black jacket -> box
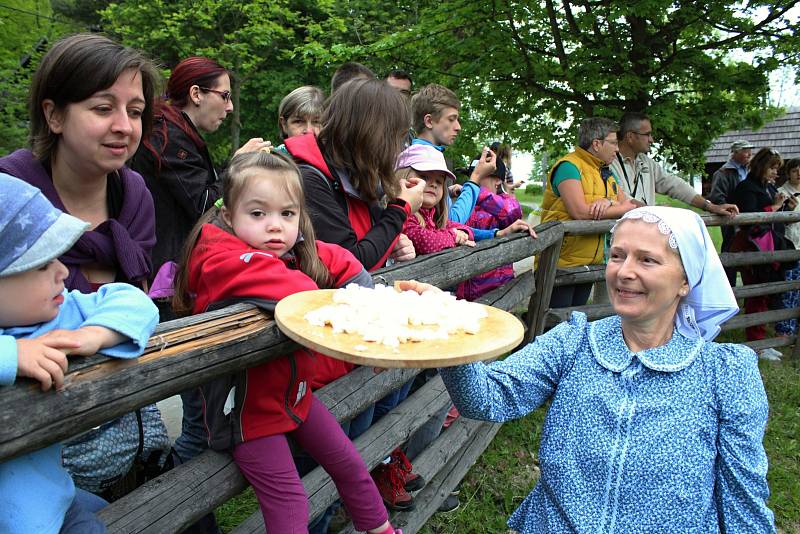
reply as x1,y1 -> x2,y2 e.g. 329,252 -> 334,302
130,113 -> 221,278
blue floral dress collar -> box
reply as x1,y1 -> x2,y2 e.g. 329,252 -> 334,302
588,315 -> 704,373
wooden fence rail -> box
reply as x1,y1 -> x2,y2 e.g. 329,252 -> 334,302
1,209 -> 797,533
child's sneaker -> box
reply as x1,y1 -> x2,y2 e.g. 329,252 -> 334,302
443,405 -> 460,429
372,462 -> 415,511
437,493 -> 460,513
390,449 -> 425,492
371,524 -> 403,534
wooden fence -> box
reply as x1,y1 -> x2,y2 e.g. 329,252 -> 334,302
1,209 -> 797,533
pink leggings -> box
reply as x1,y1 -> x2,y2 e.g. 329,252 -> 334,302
233,395 -> 387,533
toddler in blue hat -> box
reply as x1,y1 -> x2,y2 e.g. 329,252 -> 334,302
0,173 -> 158,533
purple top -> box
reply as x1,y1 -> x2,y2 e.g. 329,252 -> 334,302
0,149 -> 156,292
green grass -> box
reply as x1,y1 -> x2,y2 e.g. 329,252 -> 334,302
513,190 -> 543,207
215,487 -> 258,532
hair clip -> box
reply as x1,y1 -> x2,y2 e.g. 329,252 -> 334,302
214,198 -> 224,208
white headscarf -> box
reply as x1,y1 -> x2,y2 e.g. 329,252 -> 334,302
612,206 -> 738,341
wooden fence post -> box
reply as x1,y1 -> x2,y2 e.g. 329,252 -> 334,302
523,222 -> 564,344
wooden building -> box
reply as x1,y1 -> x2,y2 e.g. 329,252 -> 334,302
702,108 -> 800,193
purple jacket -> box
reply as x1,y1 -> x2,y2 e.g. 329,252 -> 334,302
456,188 -> 523,301
0,149 -> 156,292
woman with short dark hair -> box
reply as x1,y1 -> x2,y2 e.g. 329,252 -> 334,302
0,32 -> 160,292
0,31 -> 170,509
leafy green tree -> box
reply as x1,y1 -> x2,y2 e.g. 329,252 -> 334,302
0,0 -> 79,154
362,0 -> 800,173
99,0 -> 430,161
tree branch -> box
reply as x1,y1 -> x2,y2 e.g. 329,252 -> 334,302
562,0 -> 580,36
544,0 -> 569,70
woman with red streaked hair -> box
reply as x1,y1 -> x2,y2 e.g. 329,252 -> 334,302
131,56 -> 270,308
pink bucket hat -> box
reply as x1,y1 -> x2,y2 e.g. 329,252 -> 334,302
396,144 -> 456,182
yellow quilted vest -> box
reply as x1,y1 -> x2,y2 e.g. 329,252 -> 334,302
541,147 -> 619,268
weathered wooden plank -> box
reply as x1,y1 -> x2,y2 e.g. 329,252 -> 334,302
475,269 -> 535,312
705,211 -> 800,227
554,252 -> 800,288
553,264 -> 606,287
101,449 -> 245,534
64,305 -> 263,374
545,303 -> 613,327
547,297 -> 800,330
337,419 -> 501,534
721,307 -> 800,331
524,224 -> 564,343
317,366 -> 422,422
387,422 -> 501,534
792,336 -> 800,359
743,336 -> 795,352
371,229 -> 553,289
559,211 -> 800,236
733,280 -> 800,299
719,249 -> 800,268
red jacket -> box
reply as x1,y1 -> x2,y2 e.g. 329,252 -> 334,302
402,206 -> 473,255
189,224 -> 372,447
284,133 -> 410,272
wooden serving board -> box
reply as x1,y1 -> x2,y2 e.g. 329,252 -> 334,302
274,289 -> 524,368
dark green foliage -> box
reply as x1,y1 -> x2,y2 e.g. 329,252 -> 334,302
524,183 -> 543,196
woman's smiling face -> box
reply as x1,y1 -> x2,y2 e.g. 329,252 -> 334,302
606,219 -> 689,329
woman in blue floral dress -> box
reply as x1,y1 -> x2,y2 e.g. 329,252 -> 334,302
436,206 -> 775,533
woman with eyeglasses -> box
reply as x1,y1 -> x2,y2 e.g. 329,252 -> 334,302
131,56 -> 270,313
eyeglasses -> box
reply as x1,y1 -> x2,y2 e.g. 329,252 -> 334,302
600,137 -> 619,146
631,131 -> 653,138
199,87 -> 232,103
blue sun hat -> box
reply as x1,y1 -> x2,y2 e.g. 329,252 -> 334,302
0,173 -> 89,277
612,206 -> 738,341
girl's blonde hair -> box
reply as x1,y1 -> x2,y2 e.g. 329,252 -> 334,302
398,167 -> 450,229
173,151 -> 332,314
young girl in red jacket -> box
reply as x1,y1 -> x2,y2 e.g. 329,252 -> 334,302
398,144 -> 475,253
172,151 -> 401,534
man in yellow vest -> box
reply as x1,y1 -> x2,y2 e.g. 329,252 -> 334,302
541,117 -> 638,308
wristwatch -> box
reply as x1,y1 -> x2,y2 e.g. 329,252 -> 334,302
703,199 -> 712,211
